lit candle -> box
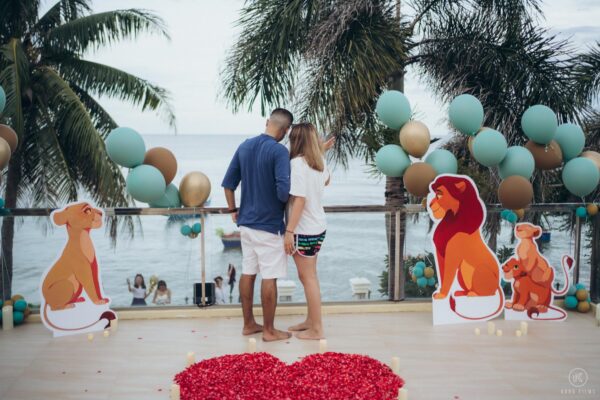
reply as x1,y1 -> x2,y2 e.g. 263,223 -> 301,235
520,321 -> 528,336
2,305 -> 13,331
186,351 -> 195,366
248,338 -> 256,353
595,305 -> 600,324
319,339 -> 327,354
496,329 -> 503,337
474,328 -> 481,336
398,387 -> 408,400
391,357 -> 400,374
170,383 -> 180,400
87,333 -> 94,342
515,330 -> 522,337
487,321 -> 495,335
103,330 -> 110,338
110,319 -> 118,333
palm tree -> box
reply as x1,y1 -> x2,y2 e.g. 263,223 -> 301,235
221,0 -> 596,298
0,0 -> 175,299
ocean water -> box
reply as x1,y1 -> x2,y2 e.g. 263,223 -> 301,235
8,135 -> 589,307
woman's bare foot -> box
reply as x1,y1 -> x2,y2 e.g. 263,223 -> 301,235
262,329 -> 292,342
295,328 -> 324,340
288,321 -> 310,331
242,322 -> 263,335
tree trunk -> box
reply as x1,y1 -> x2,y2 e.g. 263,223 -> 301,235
0,153 -> 21,300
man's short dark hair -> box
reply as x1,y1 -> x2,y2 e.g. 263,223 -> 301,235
270,108 -> 294,127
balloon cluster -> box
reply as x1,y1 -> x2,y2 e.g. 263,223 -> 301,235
0,85 -> 19,174
105,127 -> 211,207
564,283 -> 591,313
374,91 -> 457,197
410,261 -> 437,288
576,204 -> 599,219
0,294 -> 31,327
181,222 -> 202,239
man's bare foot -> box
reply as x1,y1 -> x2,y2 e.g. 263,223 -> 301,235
262,329 -> 292,342
288,321 -> 310,331
242,323 -> 263,335
296,328 -> 324,340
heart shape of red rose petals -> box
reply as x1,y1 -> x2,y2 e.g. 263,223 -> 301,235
174,352 -> 404,400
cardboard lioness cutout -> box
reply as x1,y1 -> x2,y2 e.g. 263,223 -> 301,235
40,202 -> 116,337
427,174 -> 504,325
502,222 -> 572,321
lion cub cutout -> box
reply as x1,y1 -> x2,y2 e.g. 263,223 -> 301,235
502,222 -> 572,321
427,174 -> 504,325
40,202 -> 116,337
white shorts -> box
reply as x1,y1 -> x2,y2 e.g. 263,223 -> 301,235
240,226 -> 287,279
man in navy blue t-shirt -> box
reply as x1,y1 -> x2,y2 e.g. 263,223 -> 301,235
222,108 -> 293,342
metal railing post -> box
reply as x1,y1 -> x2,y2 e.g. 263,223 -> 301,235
573,215 -> 582,284
200,213 -> 206,307
394,210 -> 405,301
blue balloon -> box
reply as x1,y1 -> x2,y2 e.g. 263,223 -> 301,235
415,261 -> 426,270
449,94 -> 484,136
498,146 -> 535,180
472,129 -> 508,167
562,157 -> 600,197
575,283 -> 586,291
554,123 -> 585,161
413,266 -> 424,278
427,277 -> 436,287
564,296 -> 578,309
192,222 -> 202,234
416,277 -> 428,288
566,285 -> 576,296
521,105 -> 557,144
425,149 -> 458,175
105,127 -> 146,168
576,206 -> 588,218
126,165 -> 166,203
13,299 -> 27,312
149,184 -> 181,208
180,225 -> 192,236
0,85 -> 5,114
375,144 -> 411,177
375,91 -> 411,130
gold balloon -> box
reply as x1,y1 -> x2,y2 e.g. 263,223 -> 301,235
424,267 -> 435,278
581,150 -> 600,172
577,300 -> 590,313
514,209 -> 525,219
498,176 -> 533,210
0,137 -> 11,170
143,147 -> 178,185
525,140 -> 562,170
399,121 -> 430,158
403,162 -> 437,197
179,171 -> 211,207
0,125 -> 18,152
587,203 -> 598,216
189,232 -> 198,239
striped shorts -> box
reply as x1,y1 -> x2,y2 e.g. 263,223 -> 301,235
294,231 -> 326,257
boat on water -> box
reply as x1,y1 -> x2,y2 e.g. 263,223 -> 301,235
220,231 -> 241,249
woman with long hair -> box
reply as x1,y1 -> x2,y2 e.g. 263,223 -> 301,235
284,122 -> 331,340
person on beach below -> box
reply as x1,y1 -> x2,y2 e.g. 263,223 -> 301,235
152,280 -> 171,305
222,108 -> 294,342
127,274 -> 152,306
214,276 -> 226,304
285,123 -> 331,340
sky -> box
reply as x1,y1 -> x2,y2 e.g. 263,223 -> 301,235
65,0 -> 600,136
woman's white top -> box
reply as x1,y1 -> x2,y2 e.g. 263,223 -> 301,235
155,291 -> 170,305
289,156 -> 329,235
215,286 -> 226,304
132,286 -> 146,299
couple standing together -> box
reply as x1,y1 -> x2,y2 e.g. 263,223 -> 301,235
222,108 -> 332,342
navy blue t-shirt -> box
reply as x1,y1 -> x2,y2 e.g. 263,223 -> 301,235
221,134 -> 290,235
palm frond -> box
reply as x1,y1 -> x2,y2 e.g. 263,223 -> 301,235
34,0 -> 92,36
0,0 -> 40,39
573,42 -> 600,105
0,39 -> 29,141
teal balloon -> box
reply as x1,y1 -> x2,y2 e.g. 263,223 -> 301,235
427,277 -> 436,287
192,222 -> 202,234
126,165 -> 166,203
506,212 -> 518,224
375,144 -> 411,177
562,157 -> 600,197
0,85 -> 5,114
472,129 -> 508,167
554,123 -> 585,161
425,149 -> 458,175
375,91 -> 411,130
449,94 -> 484,136
416,277 -> 428,288
576,207 -> 588,218
149,184 -> 181,208
566,285 -> 576,296
575,283 -> 586,291
498,146 -> 535,179
13,311 -> 24,325
415,261 -> 426,269
500,209 -> 511,219
105,127 -> 146,168
564,296 -> 578,309
13,299 -> 27,312
521,105 -> 557,144
180,225 -> 192,236
413,266 -> 424,278
0,198 -> 4,208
